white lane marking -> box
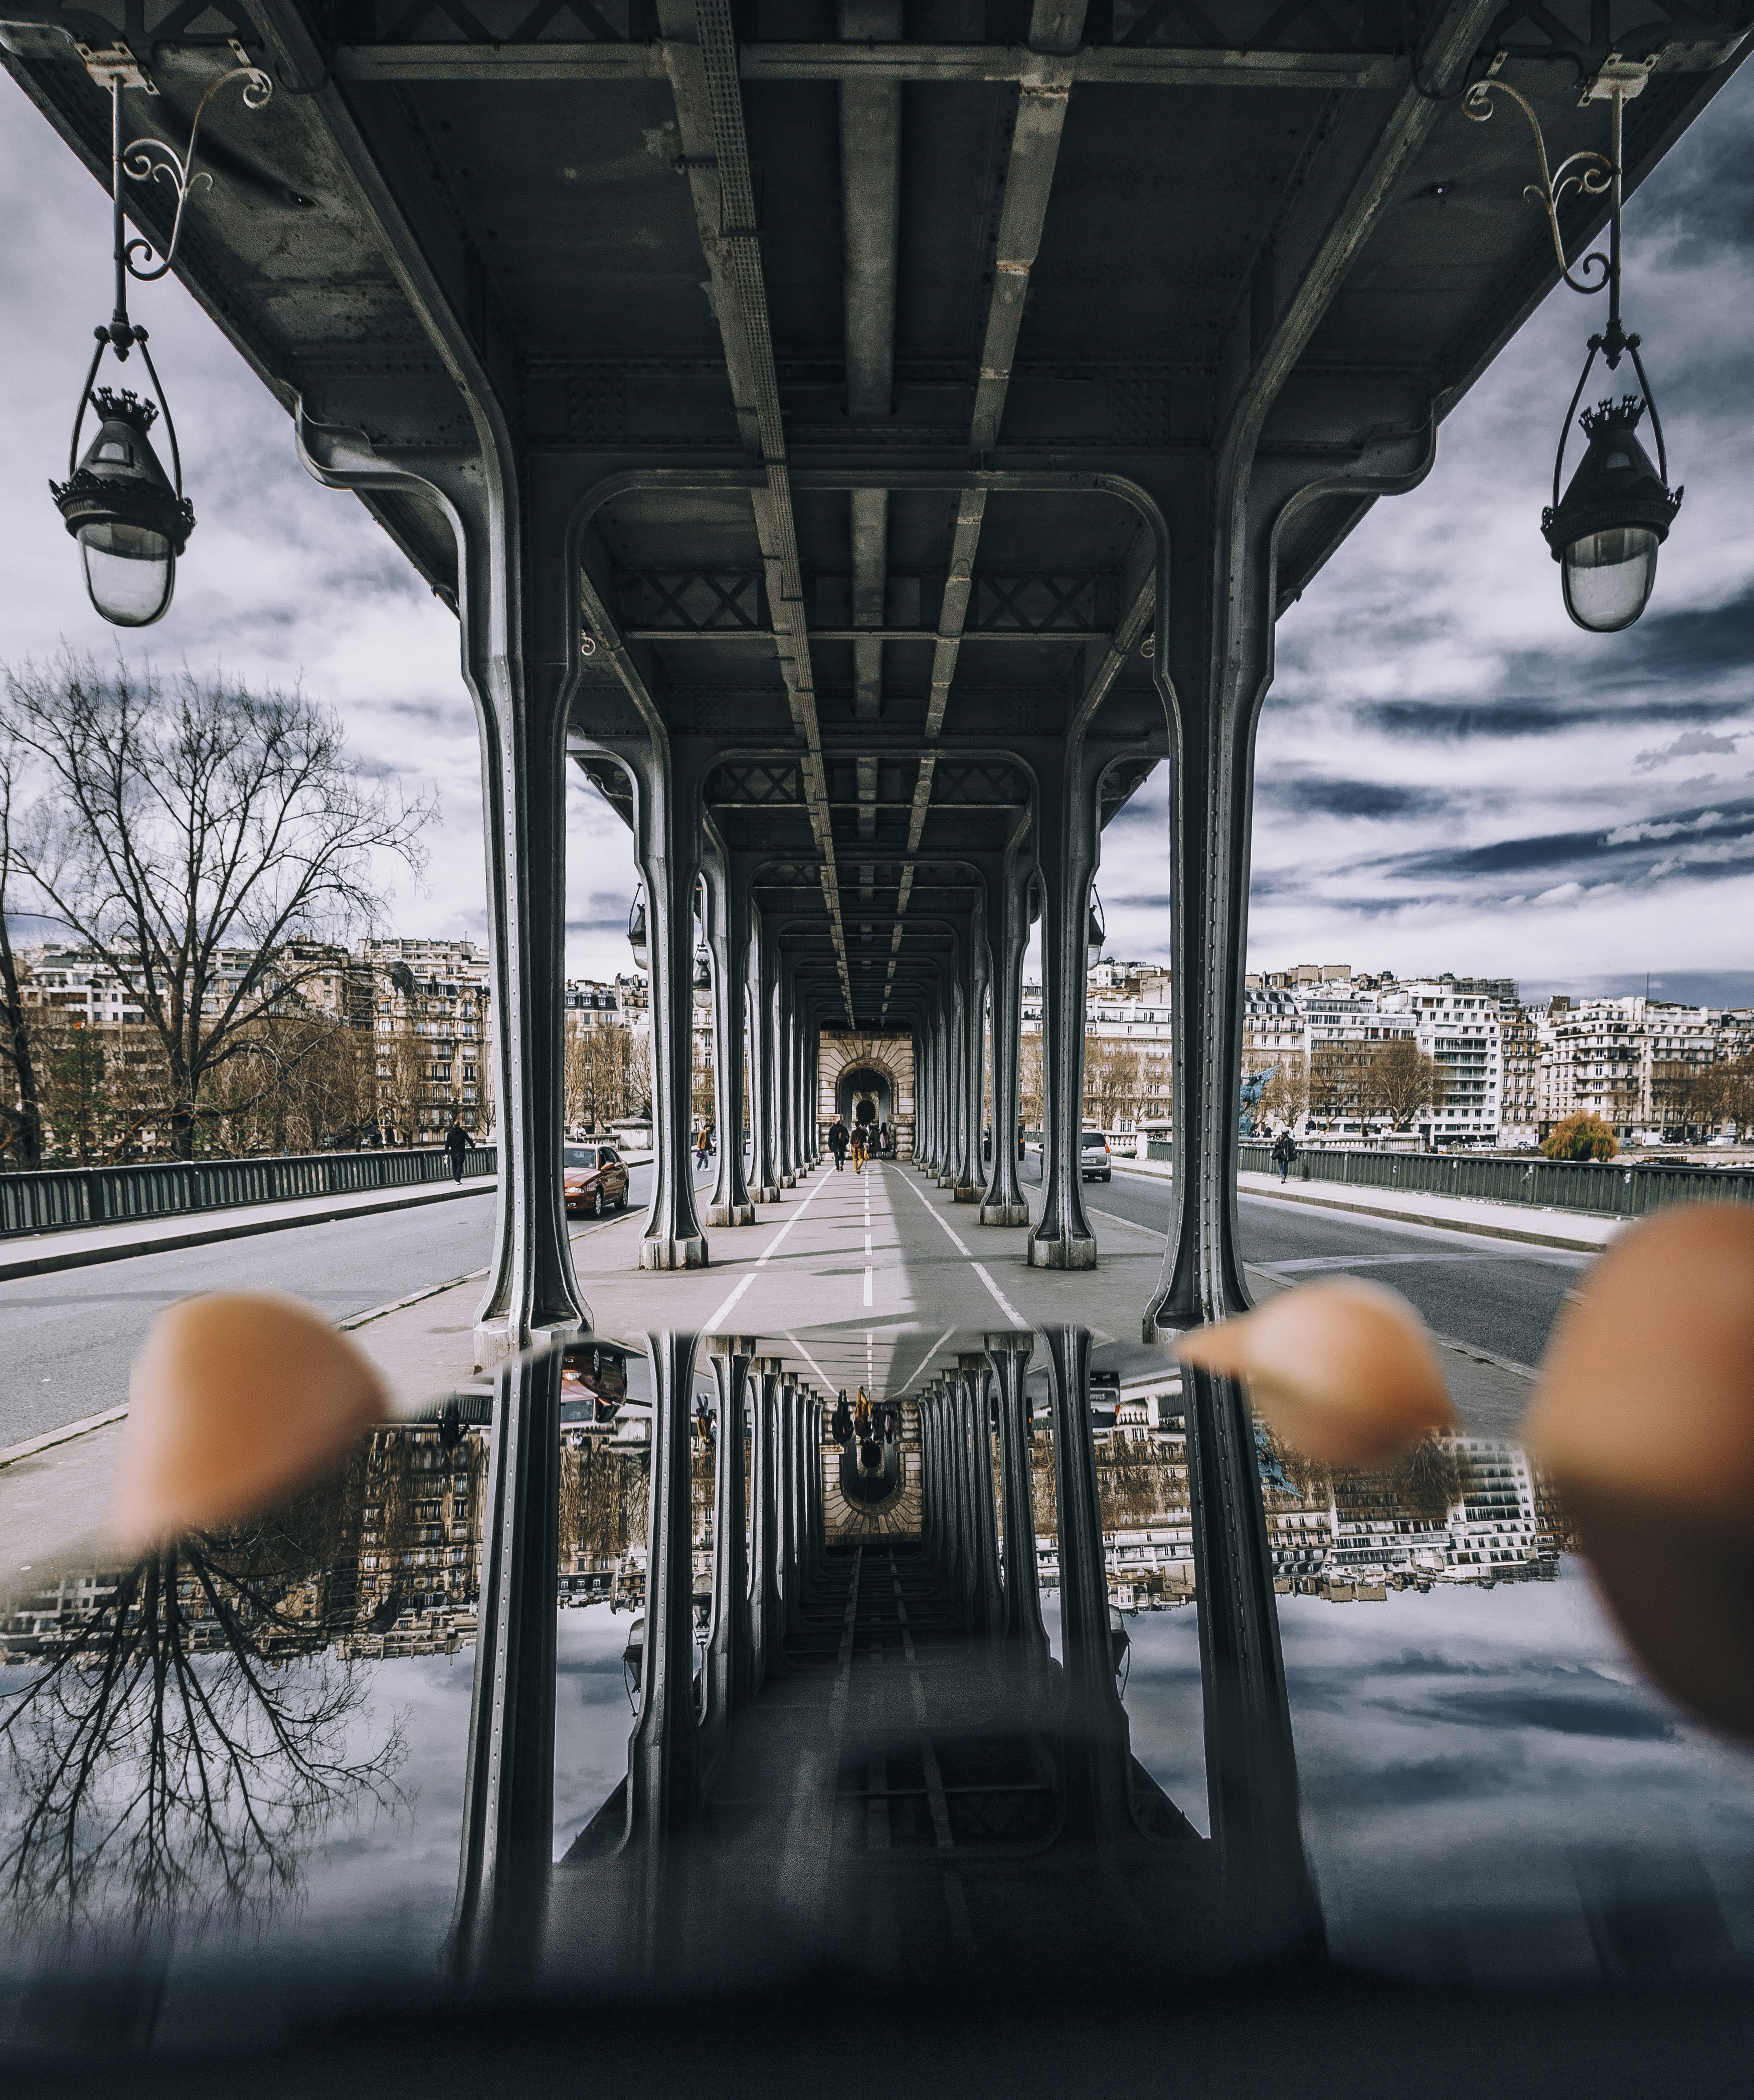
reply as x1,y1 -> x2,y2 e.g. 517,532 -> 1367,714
892,1325 -> 954,1393
970,1262 -> 1026,1325
701,1166 -> 834,1332
785,1329 -> 837,1392
703,1270 -> 757,1334
864,1232 -> 872,1255
1085,1205 -> 1164,1240
863,1266 -> 873,1306
893,1167 -> 1030,1327
894,1167 -> 971,1253
1259,1251 -> 1521,1274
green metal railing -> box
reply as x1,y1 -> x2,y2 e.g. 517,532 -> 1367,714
1235,1142 -> 1754,1220
0,1145 -> 498,1240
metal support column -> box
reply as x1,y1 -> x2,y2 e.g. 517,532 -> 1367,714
953,919 -> 988,1203
980,849 -> 1032,1226
1042,1323 -> 1132,1836
749,907 -> 781,1204
627,749 -> 711,1269
749,1354 -> 787,1685
702,847 -> 756,1227
627,1329 -> 701,1841
449,1344 -> 562,1978
958,1352 -> 1004,1637
1029,753 -> 1101,1269
701,1332 -> 757,1755
987,1329 -> 1049,1664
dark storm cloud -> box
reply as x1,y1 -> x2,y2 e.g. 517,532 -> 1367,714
1371,796 -> 1754,887
1259,777 -> 1453,821
1359,693 -> 1751,743
1428,1687 -> 1676,1743
1309,1754 -> 1508,1810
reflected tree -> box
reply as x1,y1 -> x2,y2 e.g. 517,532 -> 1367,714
0,1499 -> 407,1940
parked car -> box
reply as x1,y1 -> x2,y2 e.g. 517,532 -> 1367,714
1080,1129 -> 1112,1182
564,1143 -> 630,1217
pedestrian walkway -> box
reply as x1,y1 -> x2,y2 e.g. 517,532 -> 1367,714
566,1159 -> 1164,1398
549,1539 -> 1214,1992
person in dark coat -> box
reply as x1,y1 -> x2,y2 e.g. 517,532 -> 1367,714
1271,1128 -> 1298,1184
445,1118 -> 471,1182
828,1118 -> 849,1169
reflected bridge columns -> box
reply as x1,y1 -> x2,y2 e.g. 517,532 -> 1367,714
450,1323 -> 1316,1984
700,837 -> 756,1229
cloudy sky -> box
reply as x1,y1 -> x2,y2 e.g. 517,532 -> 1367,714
5,63 -> 1753,1005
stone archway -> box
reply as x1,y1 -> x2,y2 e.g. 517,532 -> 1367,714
817,1030 -> 915,1157
838,1064 -> 893,1129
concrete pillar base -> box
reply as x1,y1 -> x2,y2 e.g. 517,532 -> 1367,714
780,1172 -> 796,1189
639,1234 -> 711,1270
470,1315 -> 586,1374
979,1202 -> 1030,1227
1026,1234 -> 1098,1270
936,1173 -> 958,1190
707,1202 -> 757,1227
753,1184 -> 782,1204
952,1183 -> 980,1203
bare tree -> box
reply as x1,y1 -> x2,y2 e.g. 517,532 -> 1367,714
1084,1040 -> 1140,1128
2,657 -> 432,1159
1259,1059 -> 1308,1130
0,720 -> 42,1165
1307,1042 -> 1366,1129
1718,1055 -> 1754,1143
1017,1032 -> 1043,1132
0,1523 -> 406,1937
1362,1036 -> 1452,1131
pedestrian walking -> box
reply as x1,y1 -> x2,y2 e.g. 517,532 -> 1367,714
829,1117 -> 849,1169
851,1124 -> 866,1172
695,1125 -> 713,1170
444,1117 -> 470,1183
1272,1127 -> 1298,1184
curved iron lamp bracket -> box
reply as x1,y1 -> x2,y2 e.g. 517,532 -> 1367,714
121,49 -> 273,284
1462,76 -> 1614,295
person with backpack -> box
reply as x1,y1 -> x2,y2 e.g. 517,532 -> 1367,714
828,1117 -> 849,1170
1271,1127 -> 1298,1184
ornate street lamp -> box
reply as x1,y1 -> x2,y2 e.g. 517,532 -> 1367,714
43,43 -> 270,625
1465,59 -> 1681,632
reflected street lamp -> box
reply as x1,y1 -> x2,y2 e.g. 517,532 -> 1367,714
1086,889 -> 1106,965
37,40 -> 271,625
628,887 -> 650,972
1466,58 -> 1681,632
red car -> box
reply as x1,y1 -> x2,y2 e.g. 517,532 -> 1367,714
564,1143 -> 631,1218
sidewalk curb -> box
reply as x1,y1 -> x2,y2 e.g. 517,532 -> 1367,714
0,1177 -> 499,1284
0,1405 -> 131,1471
1109,1162 -> 1614,1256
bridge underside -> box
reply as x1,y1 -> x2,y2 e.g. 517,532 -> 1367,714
5,0 -> 1747,1344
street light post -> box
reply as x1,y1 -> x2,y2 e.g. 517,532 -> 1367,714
1465,57 -> 1683,632
45,42 -> 271,626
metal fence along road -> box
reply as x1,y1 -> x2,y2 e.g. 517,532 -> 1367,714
1234,1143 -> 1754,1219
0,1146 -> 499,1240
